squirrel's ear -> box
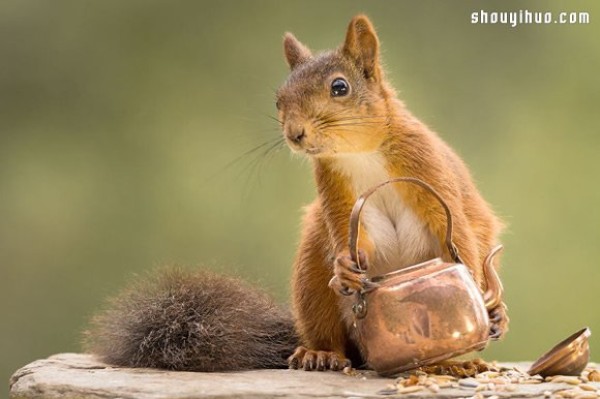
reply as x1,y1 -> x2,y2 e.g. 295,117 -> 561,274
283,33 -> 312,70
342,15 -> 381,81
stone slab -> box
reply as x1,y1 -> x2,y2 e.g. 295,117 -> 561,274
8,353 -> 600,399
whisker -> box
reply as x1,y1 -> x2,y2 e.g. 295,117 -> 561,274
323,121 -> 384,127
316,108 -> 387,120
313,114 -> 389,129
331,115 -> 388,120
225,137 -> 282,169
240,137 -> 286,196
263,139 -> 286,165
205,136 -> 283,183
264,114 -> 283,126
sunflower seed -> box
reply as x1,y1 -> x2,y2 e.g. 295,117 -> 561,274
459,378 -> 480,388
551,376 -> 582,385
396,385 -> 424,394
580,384 -> 598,392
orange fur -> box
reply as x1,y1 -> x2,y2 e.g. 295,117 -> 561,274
279,15 -> 507,370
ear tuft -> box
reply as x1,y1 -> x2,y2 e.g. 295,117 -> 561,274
283,33 -> 312,70
342,15 -> 381,81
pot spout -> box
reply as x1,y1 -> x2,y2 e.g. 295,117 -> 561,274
482,245 -> 504,310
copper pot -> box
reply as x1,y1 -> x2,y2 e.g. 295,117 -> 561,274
348,177 -> 504,376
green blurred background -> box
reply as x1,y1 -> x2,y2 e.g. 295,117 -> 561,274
2,0 -> 599,387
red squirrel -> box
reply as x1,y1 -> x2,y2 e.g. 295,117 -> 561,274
85,15 -> 507,372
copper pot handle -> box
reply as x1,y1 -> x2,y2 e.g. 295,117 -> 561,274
349,177 -> 465,270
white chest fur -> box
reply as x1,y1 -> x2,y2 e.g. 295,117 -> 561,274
332,153 -> 440,276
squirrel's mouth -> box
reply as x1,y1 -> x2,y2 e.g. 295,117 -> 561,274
305,147 -> 322,155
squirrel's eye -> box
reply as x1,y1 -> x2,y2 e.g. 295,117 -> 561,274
331,78 -> 349,97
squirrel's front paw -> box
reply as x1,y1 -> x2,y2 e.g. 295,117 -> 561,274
489,301 -> 509,340
328,249 -> 368,296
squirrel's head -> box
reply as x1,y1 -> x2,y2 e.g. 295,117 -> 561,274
277,15 -> 392,158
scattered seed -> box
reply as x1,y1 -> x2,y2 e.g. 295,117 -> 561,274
556,389 -> 577,398
459,378 -> 480,388
342,366 -> 359,376
427,383 -> 440,393
405,375 -> 419,386
588,371 -> 600,382
438,381 -> 458,388
381,363 -> 598,398
478,371 -> 500,379
552,376 -> 582,385
397,385 -> 424,394
433,375 -> 459,382
580,384 -> 598,392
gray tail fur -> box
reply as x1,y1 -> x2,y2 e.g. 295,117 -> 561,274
83,267 -> 298,371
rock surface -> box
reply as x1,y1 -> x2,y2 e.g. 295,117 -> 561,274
8,353 -> 600,398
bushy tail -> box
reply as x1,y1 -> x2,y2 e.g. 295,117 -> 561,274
83,267 -> 298,371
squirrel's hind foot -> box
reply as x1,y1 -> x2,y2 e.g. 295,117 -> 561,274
288,346 -> 350,371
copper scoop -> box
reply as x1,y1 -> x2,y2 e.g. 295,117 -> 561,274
349,177 -> 504,375
528,327 -> 591,377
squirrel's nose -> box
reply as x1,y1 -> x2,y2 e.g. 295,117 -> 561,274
287,127 -> 306,144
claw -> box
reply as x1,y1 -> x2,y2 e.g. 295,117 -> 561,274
339,286 -> 354,296
487,302 -> 509,340
490,326 -> 502,340
349,264 -> 363,274
287,347 -> 350,372
331,358 -> 339,370
332,250 -> 370,296
303,351 -> 316,371
357,249 -> 369,270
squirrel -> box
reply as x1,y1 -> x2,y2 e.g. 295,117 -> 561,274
84,15 -> 508,373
